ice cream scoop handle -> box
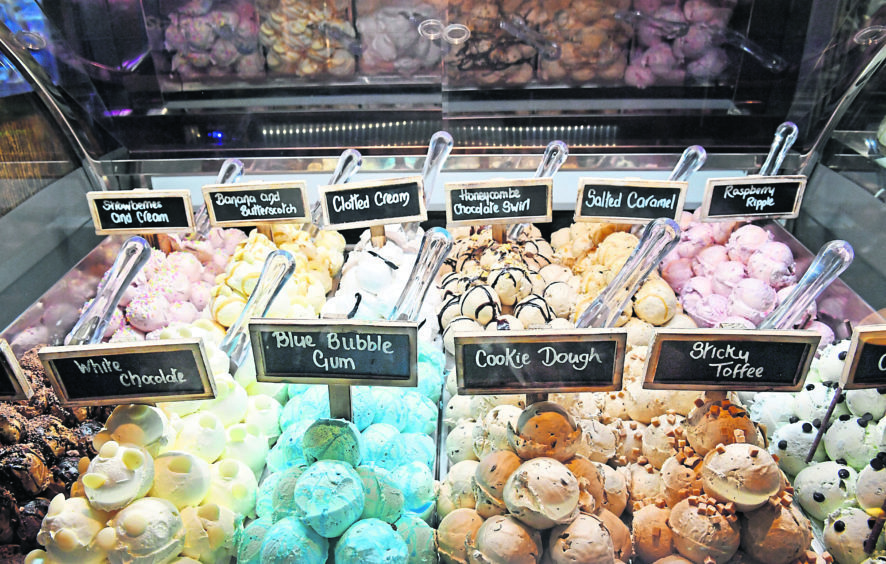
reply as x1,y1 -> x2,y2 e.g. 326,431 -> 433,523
668,145 -> 707,181
716,28 -> 788,73
193,158 -> 245,239
508,140 -> 568,240
575,218 -> 681,328
421,131 -> 454,206
757,240 -> 854,330
220,250 -> 296,370
758,122 -> 799,176
309,149 -> 363,230
65,236 -> 152,345
389,227 -> 454,322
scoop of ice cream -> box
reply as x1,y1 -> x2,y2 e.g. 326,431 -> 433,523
468,514 -> 542,564
180,503 -> 239,563
726,224 -> 772,264
93,404 -> 175,458
576,418 -> 617,463
95,497 -> 185,564
206,458 -> 258,518
438,460 -> 478,518
726,277 -> 777,325
507,402 -> 581,462
685,293 -> 729,328
334,517 -> 408,563
846,387 -> 886,420
259,515 -> 328,563
473,450 -> 522,519
669,496 -> 740,563
634,277 -> 678,325
83,441 -> 154,512
301,418 -> 362,467
173,412 -> 226,463
503,457 -> 580,530
36,494 -> 109,564
357,466 -> 404,524
436,508 -> 484,564
824,414 -> 879,470
856,454 -> 886,513
740,501 -> 813,564
642,413 -> 685,468
545,512 -> 615,564
685,399 -> 760,456
770,420 -> 827,475
149,451 -> 211,510
701,442 -> 781,512
632,503 -> 675,563
746,241 -> 796,289
660,447 -> 704,508
488,266 -> 533,307
460,285 -> 502,326
443,316 -> 483,356
824,507 -> 886,564
562,455 -> 604,515
662,257 -> 695,294
622,462 -> 663,512
473,405 -> 521,459
292,459 -> 364,538
794,460 -> 858,521
711,261 -> 746,297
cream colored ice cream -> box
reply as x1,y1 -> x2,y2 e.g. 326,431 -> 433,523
543,513 -> 615,564
473,450 -> 522,519
95,497 -> 185,564
173,412 -> 226,464
503,457 -> 580,530
701,442 -> 782,512
92,404 -> 175,457
669,495 -> 740,564
148,451 -> 211,510
473,405 -> 521,459
595,462 -> 629,517
661,446 -> 705,508
180,503 -> 238,563
83,441 -> 154,512
643,413 -> 685,469
467,514 -> 542,564
438,460 -> 480,518
596,507 -> 633,562
205,458 -> 258,518
35,494 -> 109,564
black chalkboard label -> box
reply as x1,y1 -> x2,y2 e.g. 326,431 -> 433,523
841,325 -> 886,390
250,319 -> 418,386
445,178 -> 553,226
39,339 -> 216,407
319,176 -> 426,230
87,190 -> 195,235
645,329 -> 819,392
0,340 -> 32,401
699,175 -> 807,221
575,178 -> 686,224
455,329 -> 626,395
202,181 -> 309,226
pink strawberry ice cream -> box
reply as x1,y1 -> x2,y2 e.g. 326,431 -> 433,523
691,245 -> 728,277
726,224 -> 772,263
711,261 -> 745,296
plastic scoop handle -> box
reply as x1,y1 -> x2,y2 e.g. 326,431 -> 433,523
307,148 -> 363,232
757,240 -> 854,330
193,158 -> 245,239
389,227 -> 454,322
219,250 -> 297,371
500,15 -> 561,60
758,122 -> 798,177
507,140 -> 569,240
65,236 -> 152,345
668,145 -> 707,181
404,132 -> 454,238
575,218 -> 681,328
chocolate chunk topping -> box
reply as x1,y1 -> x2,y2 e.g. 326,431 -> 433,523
838,469 -> 850,479
778,440 -> 788,450
813,418 -> 822,428
839,414 -> 852,421
802,422 -> 813,433
834,520 -> 845,533
871,457 -> 885,471
806,384 -> 815,391
813,492 -> 825,502
789,416 -> 799,424
836,458 -> 847,465
838,351 -> 847,360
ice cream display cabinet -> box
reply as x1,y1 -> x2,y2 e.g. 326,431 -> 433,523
1,0 -> 886,563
